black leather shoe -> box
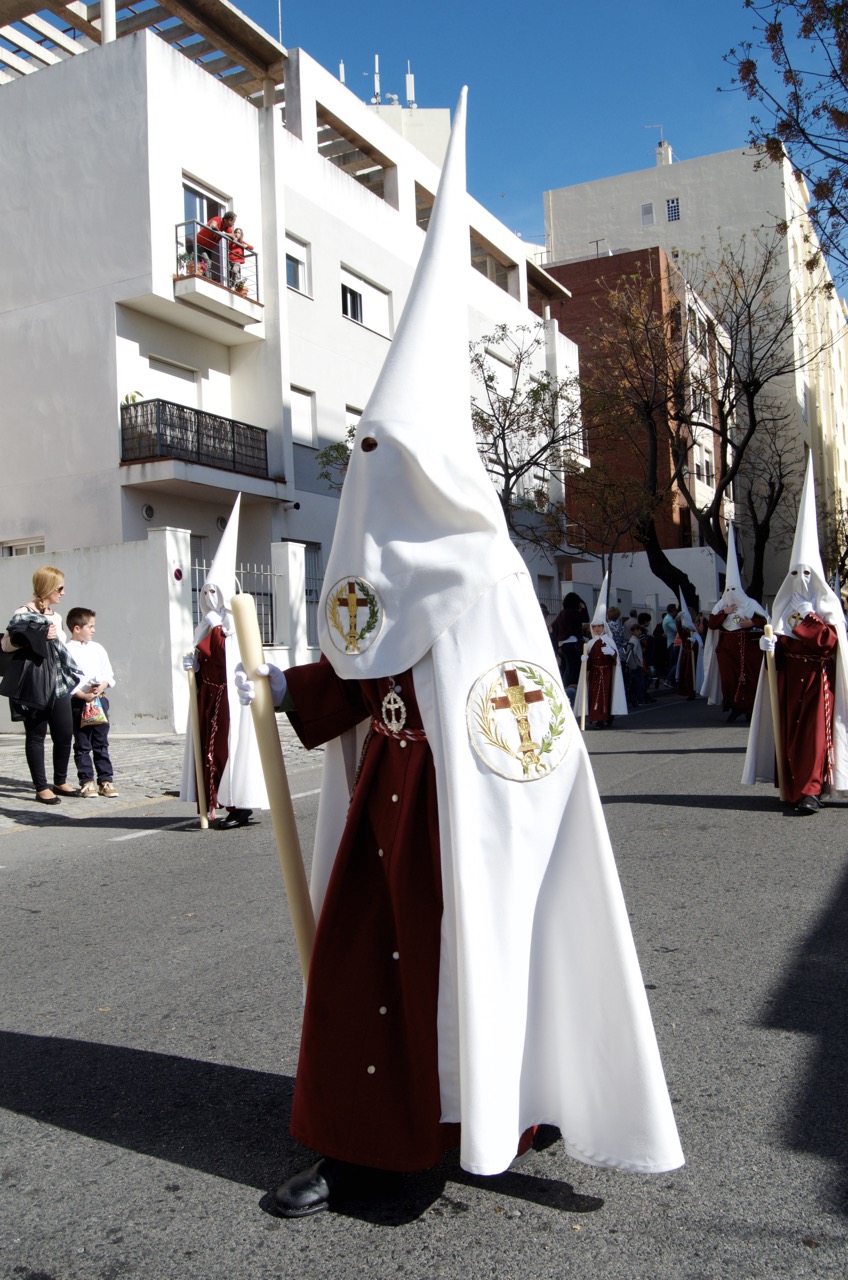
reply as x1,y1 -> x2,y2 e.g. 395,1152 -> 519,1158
269,1157 -> 349,1218
35,792 -> 61,805
796,795 -> 822,815
212,809 -> 255,830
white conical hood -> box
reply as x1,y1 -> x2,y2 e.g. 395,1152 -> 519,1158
592,575 -> 609,625
771,453 -> 840,633
711,523 -> 766,623
196,494 -> 240,640
317,88 -> 525,678
724,524 -> 742,594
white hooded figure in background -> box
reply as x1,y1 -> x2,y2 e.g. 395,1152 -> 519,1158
574,575 -> 628,726
674,598 -> 704,697
743,454 -> 848,812
242,88 -> 682,1218
180,495 -> 267,827
701,524 -> 767,715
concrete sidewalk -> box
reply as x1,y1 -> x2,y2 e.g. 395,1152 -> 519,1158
0,717 -> 319,830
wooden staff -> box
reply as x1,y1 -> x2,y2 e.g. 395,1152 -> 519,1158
230,593 -> 316,979
763,623 -> 787,802
580,641 -> 588,731
186,662 -> 209,830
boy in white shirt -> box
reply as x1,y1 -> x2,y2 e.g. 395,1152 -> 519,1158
66,607 -> 118,797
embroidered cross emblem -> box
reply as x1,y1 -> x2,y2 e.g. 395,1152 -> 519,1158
337,581 -> 368,652
490,668 -> 544,768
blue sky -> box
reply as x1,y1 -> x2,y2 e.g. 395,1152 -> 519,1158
239,0 -> 769,246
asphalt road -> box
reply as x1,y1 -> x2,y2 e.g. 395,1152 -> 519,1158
1,695 -> 847,1280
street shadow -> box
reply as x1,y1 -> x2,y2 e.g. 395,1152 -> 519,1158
600,792 -> 779,812
587,746 -> 747,756
1,1032 -> 598,1225
0,1030 -> 295,1190
0,805 -> 201,833
759,860 -> 848,1212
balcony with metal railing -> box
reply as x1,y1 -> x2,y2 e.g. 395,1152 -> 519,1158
121,399 -> 269,478
173,220 -> 264,329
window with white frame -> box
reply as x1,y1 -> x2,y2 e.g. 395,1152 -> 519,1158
345,406 -> 362,434
641,202 -> 655,227
667,197 -> 681,222
0,539 -> 45,557
290,386 -> 316,446
286,234 -> 310,294
340,267 -> 391,336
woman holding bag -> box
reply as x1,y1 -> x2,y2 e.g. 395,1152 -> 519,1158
1,565 -> 82,804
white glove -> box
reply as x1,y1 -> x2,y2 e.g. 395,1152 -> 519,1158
234,661 -> 287,707
759,635 -> 776,654
787,592 -> 813,621
580,654 -> 588,664
182,652 -> 199,672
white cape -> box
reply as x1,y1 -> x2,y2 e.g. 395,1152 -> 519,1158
574,635 -> 629,718
179,629 -> 269,810
308,571 -> 683,1176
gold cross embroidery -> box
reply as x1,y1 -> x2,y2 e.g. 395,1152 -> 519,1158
336,581 -> 367,652
491,668 -> 544,768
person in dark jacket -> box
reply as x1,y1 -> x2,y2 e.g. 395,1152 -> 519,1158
1,566 -> 82,804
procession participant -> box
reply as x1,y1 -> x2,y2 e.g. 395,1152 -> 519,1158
179,495 -> 267,829
237,88 -> 683,1218
701,525 -> 767,720
743,454 -> 848,814
674,600 -> 703,701
574,575 -> 628,728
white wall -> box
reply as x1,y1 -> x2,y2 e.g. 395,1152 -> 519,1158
0,527 -> 194,735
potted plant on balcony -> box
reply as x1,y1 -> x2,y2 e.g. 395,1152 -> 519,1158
177,250 -> 198,278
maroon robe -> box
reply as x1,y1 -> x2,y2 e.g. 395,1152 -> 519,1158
675,622 -> 697,700
195,626 -> 229,809
586,644 -> 616,723
284,660 -> 460,1171
708,611 -> 766,715
775,614 -> 838,804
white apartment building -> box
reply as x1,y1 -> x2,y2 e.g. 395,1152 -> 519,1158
0,2 -> 575,731
544,142 -> 848,597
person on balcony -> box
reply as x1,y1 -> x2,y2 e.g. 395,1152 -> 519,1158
197,210 -> 236,284
228,228 -> 253,291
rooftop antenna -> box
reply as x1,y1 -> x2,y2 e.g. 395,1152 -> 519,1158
406,60 -> 417,108
339,59 -> 345,85
371,53 -> 381,104
277,0 -> 281,45
645,123 -> 665,141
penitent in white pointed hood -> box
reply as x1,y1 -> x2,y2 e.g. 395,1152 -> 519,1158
317,87 -> 525,679
771,452 -> 842,634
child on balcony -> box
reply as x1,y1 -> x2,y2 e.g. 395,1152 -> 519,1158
228,228 -> 253,291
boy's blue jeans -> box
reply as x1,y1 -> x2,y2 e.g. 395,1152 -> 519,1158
71,696 -> 113,783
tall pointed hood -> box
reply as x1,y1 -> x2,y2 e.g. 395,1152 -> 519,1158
317,88 -> 525,679
711,523 -> 766,625
591,575 -> 609,626
196,494 -> 240,641
771,453 -> 843,634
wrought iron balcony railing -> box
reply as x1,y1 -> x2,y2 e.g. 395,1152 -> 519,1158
121,399 -> 269,478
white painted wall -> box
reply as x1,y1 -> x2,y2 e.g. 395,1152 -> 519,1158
0,527 -> 194,736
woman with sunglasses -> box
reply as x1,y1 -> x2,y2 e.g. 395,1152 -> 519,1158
1,566 -> 82,804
